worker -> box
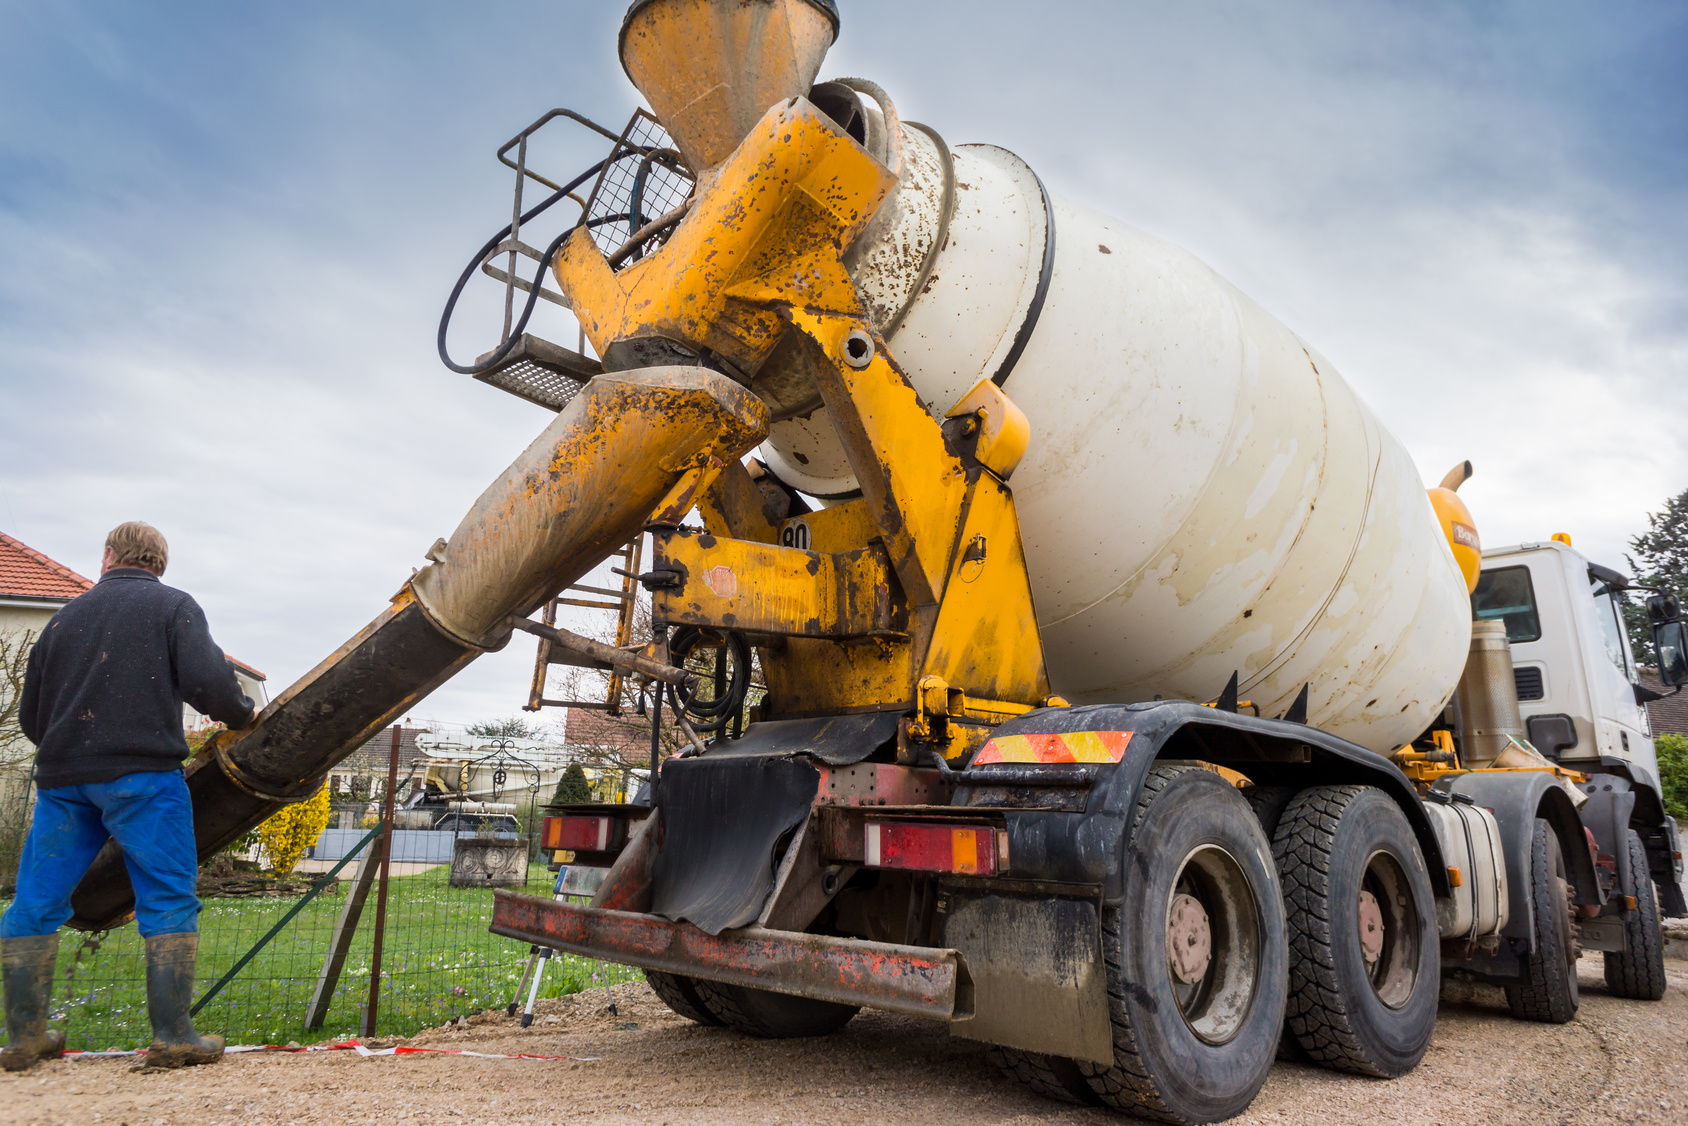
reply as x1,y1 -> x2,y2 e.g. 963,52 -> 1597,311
2,522 -> 258,1071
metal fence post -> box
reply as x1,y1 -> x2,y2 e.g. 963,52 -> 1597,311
360,724 -> 401,1038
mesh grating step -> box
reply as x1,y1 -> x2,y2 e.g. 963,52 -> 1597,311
473,334 -> 602,412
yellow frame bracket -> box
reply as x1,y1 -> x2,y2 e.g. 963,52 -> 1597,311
553,94 -> 1050,736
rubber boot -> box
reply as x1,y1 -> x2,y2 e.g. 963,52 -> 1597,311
1,934 -> 66,1072
142,933 -> 223,1068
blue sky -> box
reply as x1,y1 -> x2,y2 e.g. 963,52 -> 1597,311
2,1 -> 1685,727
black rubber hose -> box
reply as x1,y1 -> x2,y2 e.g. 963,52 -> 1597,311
436,159 -> 606,376
670,628 -> 751,733
625,148 -> 685,257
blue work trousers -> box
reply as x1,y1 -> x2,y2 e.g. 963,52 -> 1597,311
2,769 -> 200,938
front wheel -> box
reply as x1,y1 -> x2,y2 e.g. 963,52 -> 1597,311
1603,829 -> 1667,1001
1079,764 -> 1288,1124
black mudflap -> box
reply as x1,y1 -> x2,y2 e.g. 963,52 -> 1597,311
651,755 -> 821,935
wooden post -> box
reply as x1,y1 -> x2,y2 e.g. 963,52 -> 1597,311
302,827 -> 385,1029
360,725 -> 402,1038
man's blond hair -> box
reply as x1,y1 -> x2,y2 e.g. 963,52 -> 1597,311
105,522 -> 169,575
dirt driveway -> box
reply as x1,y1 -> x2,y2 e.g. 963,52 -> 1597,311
2,959 -> 1683,1126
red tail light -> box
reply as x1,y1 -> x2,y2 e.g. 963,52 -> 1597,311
863,821 -> 1003,876
543,815 -> 614,852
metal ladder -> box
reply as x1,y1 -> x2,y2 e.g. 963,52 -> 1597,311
524,537 -> 643,717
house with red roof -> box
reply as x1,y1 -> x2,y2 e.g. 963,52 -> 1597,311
0,530 -> 94,639
1,530 -> 268,725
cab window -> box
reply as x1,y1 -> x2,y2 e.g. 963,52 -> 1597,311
1472,566 -> 1541,643
1590,579 -> 1633,681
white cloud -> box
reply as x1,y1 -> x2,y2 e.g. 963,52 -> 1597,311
1,0 -> 1683,722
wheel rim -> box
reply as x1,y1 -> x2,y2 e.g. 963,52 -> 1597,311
1164,844 -> 1261,1045
1359,849 -> 1420,1009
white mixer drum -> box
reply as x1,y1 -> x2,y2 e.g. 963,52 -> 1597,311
759,133 -> 1472,754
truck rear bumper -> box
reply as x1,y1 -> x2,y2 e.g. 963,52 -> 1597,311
489,889 -> 973,1022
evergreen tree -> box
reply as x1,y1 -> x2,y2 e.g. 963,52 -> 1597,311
1624,488 -> 1688,667
550,762 -> 593,805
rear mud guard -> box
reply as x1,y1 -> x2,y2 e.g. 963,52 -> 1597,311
958,701 -> 1449,903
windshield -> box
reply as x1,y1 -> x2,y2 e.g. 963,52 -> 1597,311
1472,566 -> 1541,643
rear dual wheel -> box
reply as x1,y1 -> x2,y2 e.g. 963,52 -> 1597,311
1076,764 -> 1289,1124
643,970 -> 723,1026
690,979 -> 859,1038
1272,786 -> 1440,1077
644,969 -> 859,1038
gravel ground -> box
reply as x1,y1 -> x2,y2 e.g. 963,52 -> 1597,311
1,958 -> 1682,1126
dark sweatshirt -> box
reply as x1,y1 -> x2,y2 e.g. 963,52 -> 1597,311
19,567 -> 254,789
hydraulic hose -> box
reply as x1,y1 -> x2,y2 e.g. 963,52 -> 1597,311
670,627 -> 751,733
436,160 -> 606,376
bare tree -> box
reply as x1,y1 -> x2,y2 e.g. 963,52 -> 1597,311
537,592 -> 765,780
0,630 -> 36,769
0,630 -> 37,891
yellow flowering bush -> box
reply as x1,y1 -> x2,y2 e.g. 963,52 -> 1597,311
255,784 -> 332,878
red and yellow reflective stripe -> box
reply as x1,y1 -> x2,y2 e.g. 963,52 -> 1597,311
972,730 -> 1131,765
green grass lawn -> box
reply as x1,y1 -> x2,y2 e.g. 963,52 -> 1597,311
13,863 -> 641,1051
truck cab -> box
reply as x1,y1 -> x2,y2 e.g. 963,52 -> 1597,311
1473,538 -> 1686,922
1473,540 -> 1660,781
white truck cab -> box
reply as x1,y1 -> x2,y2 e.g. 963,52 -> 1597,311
1473,540 -> 1660,782
1472,539 -> 1687,931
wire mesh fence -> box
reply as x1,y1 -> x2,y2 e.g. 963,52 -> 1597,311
0,794 -> 641,1051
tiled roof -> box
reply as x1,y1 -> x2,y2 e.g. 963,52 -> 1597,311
1641,671 -> 1688,738
1,532 -> 262,676
341,725 -> 434,773
0,531 -> 93,602
564,707 -> 653,760
227,655 -> 267,682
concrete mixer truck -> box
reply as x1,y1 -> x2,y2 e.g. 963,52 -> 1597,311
60,1 -> 1684,1121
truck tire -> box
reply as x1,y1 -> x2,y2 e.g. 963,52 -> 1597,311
987,1046 -> 1102,1105
690,980 -> 859,1038
1077,764 -> 1287,1124
1272,785 -> 1439,1077
1243,785 -> 1299,841
1603,829 -> 1667,1001
1505,818 -> 1580,1023
643,970 -> 725,1026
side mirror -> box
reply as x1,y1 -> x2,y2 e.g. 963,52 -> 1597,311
1649,592 -> 1683,624
1654,619 -> 1688,687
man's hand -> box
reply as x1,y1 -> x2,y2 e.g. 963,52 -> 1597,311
243,704 -> 262,729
